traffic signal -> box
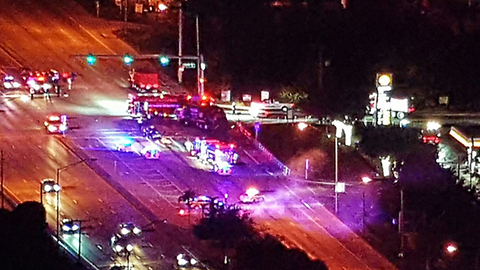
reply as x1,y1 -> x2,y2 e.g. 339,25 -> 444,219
86,54 -> 96,66
159,55 -> 170,66
123,54 -> 134,65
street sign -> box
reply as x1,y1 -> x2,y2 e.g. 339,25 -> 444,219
335,182 -> 345,193
182,62 -> 196,69
254,122 -> 260,132
261,90 -> 269,101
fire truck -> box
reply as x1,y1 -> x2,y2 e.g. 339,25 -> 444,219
127,93 -> 187,119
189,138 -> 239,175
128,69 -> 160,92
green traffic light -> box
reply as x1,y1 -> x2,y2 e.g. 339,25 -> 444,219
123,54 -> 134,65
159,55 -> 170,66
86,54 -> 96,66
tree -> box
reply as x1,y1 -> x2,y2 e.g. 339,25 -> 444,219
193,208 -> 254,248
278,85 -> 309,104
0,201 -> 83,270
234,234 -> 329,270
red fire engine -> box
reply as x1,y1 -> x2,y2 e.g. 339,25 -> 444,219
187,138 -> 239,175
127,93 -> 187,119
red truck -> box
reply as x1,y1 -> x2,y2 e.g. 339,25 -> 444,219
127,92 -> 188,119
128,69 -> 159,92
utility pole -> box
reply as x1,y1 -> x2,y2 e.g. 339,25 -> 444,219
123,0 -> 128,23
195,15 -> 203,96
305,159 -> 309,180
362,191 -> 366,235
470,136 -> 474,190
78,220 -> 83,263
334,135 -> 339,214
399,189 -> 405,258
178,7 -> 183,83
200,54 -> 205,95
1,150 -> 4,208
56,168 -> 60,242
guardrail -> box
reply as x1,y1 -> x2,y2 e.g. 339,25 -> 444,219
236,123 -> 291,175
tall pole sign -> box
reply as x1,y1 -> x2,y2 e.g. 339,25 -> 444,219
375,73 -> 393,126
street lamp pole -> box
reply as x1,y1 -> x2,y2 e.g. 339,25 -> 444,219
56,168 -> 60,241
56,159 -> 95,243
126,251 -> 131,270
40,182 -> 43,204
1,150 -> 4,208
78,220 -> 83,263
334,135 -> 339,214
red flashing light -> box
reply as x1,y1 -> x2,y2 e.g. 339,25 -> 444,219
229,143 -> 235,148
408,107 -> 416,113
201,95 -> 207,100
37,76 -> 45,82
62,72 -> 69,78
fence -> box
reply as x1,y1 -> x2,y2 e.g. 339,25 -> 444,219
236,123 -> 291,175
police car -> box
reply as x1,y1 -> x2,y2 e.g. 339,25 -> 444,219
44,114 -> 68,134
239,188 -> 266,204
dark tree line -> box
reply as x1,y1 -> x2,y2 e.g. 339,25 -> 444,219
193,208 -> 329,270
0,201 -> 84,270
358,126 -> 480,269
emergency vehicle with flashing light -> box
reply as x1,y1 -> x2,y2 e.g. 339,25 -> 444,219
2,75 -> 24,90
142,125 -> 163,140
115,137 -> 161,159
190,138 -> 239,175
128,69 -> 160,92
127,92 -> 187,119
239,187 -> 266,204
176,94 -> 229,135
44,114 -> 68,134
2,67 -> 29,90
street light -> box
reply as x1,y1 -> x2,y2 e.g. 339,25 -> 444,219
56,158 -> 96,242
297,123 -> 341,214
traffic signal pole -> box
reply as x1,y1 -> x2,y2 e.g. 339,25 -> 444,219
196,15 -> 203,96
178,7 -> 183,84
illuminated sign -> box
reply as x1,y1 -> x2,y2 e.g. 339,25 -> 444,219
449,126 -> 480,148
376,73 -> 393,87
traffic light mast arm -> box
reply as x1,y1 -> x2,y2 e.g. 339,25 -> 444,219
137,54 -> 199,60
70,54 -> 199,60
